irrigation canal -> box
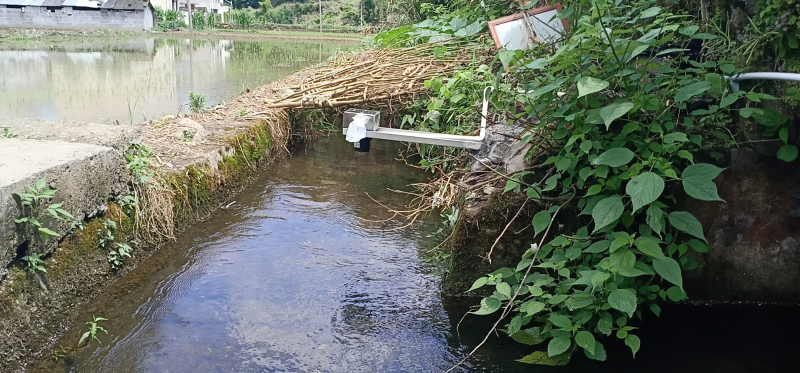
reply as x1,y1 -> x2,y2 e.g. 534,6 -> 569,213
3,35 -> 800,372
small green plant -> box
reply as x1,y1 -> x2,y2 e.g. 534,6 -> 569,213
1,127 -> 16,138
97,219 -> 117,249
52,345 -> 71,361
125,141 -> 154,184
21,253 -> 47,274
108,243 -> 133,270
13,178 -> 74,243
236,109 -> 249,117
188,91 -> 206,113
78,316 -> 108,347
182,130 -> 194,142
120,194 -> 137,217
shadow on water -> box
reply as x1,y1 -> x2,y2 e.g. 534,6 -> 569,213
0,37 -> 355,124
30,137 -> 800,372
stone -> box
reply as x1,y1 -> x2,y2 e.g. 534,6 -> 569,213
173,118 -> 209,143
0,138 -> 130,271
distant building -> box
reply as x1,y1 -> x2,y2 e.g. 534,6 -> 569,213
0,0 -> 156,30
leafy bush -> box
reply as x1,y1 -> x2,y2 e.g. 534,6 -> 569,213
154,7 -> 187,29
407,0 -> 797,366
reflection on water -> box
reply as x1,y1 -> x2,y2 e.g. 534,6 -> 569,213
0,37 -> 353,124
28,138 -> 800,373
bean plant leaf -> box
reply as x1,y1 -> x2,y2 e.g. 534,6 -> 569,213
639,6 -> 661,18
521,300 -> 546,316
548,337 -> 572,357
575,331 -> 596,355
626,172 -> 664,211
593,148 -> 635,167
577,76 -> 610,98
653,257 -> 683,288
497,282 -> 512,299
681,163 -> 725,202
473,296 -> 501,315
532,210 -> 551,237
591,196 -> 624,233
599,102 -> 634,129
625,334 -> 641,358
608,289 -> 637,317
668,211 -> 706,241
675,81 -> 711,102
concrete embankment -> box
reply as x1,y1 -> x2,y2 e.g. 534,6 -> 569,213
0,71 -> 305,371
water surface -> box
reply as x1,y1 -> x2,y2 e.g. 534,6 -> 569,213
30,138 -> 800,373
0,37 -> 354,124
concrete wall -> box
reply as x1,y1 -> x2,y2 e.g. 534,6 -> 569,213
0,7 -> 154,30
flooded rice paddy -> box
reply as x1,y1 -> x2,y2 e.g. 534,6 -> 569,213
0,36 -> 355,124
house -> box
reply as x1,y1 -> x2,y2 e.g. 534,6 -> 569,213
0,0 -> 156,30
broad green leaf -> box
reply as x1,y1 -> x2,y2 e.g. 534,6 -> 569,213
599,102 -> 634,129
517,351 -> 563,365
666,286 -> 688,301
38,227 -> 59,237
639,6 -> 661,18
777,145 -> 798,162
35,178 -> 46,190
586,184 -> 603,196
577,77 -> 609,98
625,334 -> 641,358
575,331 -> 596,355
532,210 -> 551,237
549,314 -> 572,329
591,271 -> 610,290
467,277 -> 488,292
646,205 -> 664,234
668,211 -> 706,241
689,239 -> 709,253
524,58 -> 548,70
681,164 -> 725,202
679,25 -> 699,36
548,337 -> 572,357
565,293 -> 595,309
720,94 -> 739,108
592,196 -> 624,233
653,257 -> 683,288
473,296 -> 502,315
454,21 -> 483,36
597,314 -> 613,336
610,237 -> 629,253
584,341 -> 607,361
504,179 -> 520,193
634,236 -> 664,258
585,240 -> 611,253
496,282 -> 512,299
511,328 -> 546,346
608,289 -> 637,317
663,132 -> 688,143
593,147 -> 635,167
521,300 -> 546,316
626,172 -> 664,211
675,81 -> 711,102
780,127 -> 789,144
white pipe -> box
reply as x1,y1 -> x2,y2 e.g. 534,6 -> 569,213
726,72 -> 800,92
435,85 -> 493,142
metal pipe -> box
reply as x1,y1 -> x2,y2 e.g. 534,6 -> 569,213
726,72 -> 800,92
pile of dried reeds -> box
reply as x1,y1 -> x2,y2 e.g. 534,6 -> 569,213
265,40 -> 489,112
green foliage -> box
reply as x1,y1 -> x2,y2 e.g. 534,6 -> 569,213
188,91 -> 206,112
461,0 -> 794,364
230,9 -> 256,29
154,7 -> 187,30
78,316 -> 108,347
21,253 -> 46,274
1,127 -> 16,138
108,243 -> 133,270
752,0 -> 800,60
125,141 -> 154,184
13,178 -> 74,244
97,219 -> 117,249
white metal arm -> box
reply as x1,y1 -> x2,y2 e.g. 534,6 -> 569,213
726,72 -> 800,92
